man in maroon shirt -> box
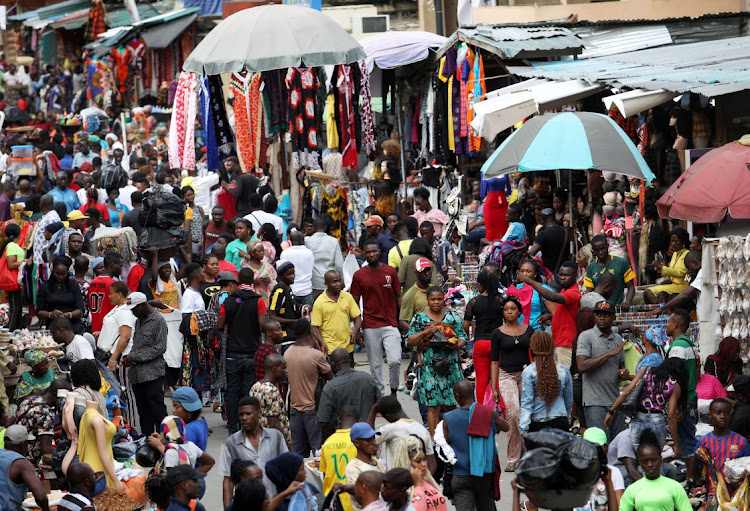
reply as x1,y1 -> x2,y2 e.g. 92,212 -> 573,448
203,205 -> 228,252
351,239 -> 403,397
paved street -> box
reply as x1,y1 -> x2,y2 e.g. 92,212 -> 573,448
198,352 -> 515,510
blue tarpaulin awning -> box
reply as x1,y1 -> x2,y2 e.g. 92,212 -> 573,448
9,0 -> 90,21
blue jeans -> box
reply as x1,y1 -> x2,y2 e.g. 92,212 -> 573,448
630,411 -> 668,450
464,227 -> 486,250
293,294 -> 314,307
677,398 -> 698,458
584,405 -> 627,442
226,356 -> 255,434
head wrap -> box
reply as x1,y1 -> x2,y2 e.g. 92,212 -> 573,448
160,415 -> 186,444
80,162 -> 94,173
155,260 -> 174,295
276,261 -> 294,277
45,221 -> 64,234
644,326 -> 667,347
24,348 -> 46,367
93,257 -> 104,269
247,240 -> 263,255
265,453 -> 304,494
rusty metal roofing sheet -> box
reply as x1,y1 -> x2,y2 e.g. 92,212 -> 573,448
436,26 -> 585,60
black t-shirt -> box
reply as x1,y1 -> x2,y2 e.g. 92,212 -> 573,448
269,283 -> 299,339
464,294 -> 504,341
731,403 -> 750,439
222,289 -> 263,355
121,208 -> 142,236
230,174 -> 260,217
200,279 -> 221,308
535,225 -> 566,271
490,325 -> 533,372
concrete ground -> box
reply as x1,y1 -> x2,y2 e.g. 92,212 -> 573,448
197,352 -> 516,510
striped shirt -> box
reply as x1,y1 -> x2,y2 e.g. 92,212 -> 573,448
58,492 -> 96,511
695,431 -> 750,477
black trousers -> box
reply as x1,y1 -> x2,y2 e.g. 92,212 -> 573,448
226,356 -> 255,434
132,378 -> 167,435
7,289 -> 23,331
528,416 -> 570,433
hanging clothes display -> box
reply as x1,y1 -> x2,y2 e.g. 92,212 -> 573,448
337,65 -> 358,170
319,186 -> 349,252
360,62 -> 377,160
168,71 -> 198,170
199,77 -> 219,171
468,50 -> 485,154
208,76 -> 236,163
326,94 -> 339,149
285,68 -> 321,170
85,0 -> 107,41
262,70 -> 287,135
111,46 -> 132,94
229,72 -> 264,173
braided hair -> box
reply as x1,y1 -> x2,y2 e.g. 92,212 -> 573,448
530,331 -> 560,409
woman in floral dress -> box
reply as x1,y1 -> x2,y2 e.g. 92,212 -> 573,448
407,286 -> 467,435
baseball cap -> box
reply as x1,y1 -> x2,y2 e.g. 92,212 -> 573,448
415,257 -> 433,272
728,375 -> 750,394
383,468 -> 414,490
217,271 -> 238,283
165,465 -> 206,487
363,216 -> 384,227
582,427 -> 607,446
4,425 -> 35,445
172,387 -> 202,412
125,292 -> 148,310
594,301 -> 616,315
350,422 -> 381,441
67,210 -> 88,221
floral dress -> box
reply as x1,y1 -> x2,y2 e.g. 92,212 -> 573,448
407,310 -> 466,407
241,260 -> 277,307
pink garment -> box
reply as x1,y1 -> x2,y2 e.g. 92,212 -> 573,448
412,481 -> 449,511
360,61 -> 377,159
506,284 -> 534,326
168,71 -> 198,170
338,66 -> 357,169
697,373 -> 727,400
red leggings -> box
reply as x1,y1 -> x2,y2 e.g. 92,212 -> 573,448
473,339 -> 492,402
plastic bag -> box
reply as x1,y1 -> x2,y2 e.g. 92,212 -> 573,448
523,428 -> 575,451
100,163 -> 128,190
138,226 -> 188,250
516,447 -> 562,490
724,456 -> 750,485
135,443 -> 161,467
139,188 -> 186,229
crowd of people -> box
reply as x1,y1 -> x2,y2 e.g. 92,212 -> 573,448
0,60 -> 742,511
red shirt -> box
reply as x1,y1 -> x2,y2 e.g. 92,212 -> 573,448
203,221 -> 228,252
127,264 -> 146,293
88,276 -> 117,332
218,260 -> 238,278
350,263 -> 401,329
80,202 -> 110,221
551,286 -> 581,348
216,189 -> 237,220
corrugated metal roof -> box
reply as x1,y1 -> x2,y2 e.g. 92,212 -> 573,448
104,0 -> 176,28
8,0 -> 90,21
573,25 -> 673,58
436,26 -> 584,60
474,11 -> 750,29
508,36 -> 750,97
49,9 -> 90,30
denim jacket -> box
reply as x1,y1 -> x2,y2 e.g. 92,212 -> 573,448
519,361 -> 574,433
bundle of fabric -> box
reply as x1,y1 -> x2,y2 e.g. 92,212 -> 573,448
90,226 -> 138,261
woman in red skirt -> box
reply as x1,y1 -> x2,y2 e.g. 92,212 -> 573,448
482,175 -> 512,242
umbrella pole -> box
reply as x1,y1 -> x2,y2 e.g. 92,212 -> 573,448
395,84 -> 408,201
569,169 -> 575,258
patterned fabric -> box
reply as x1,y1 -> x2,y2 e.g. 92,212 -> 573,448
16,395 -> 54,439
160,415 -> 186,442
320,186 -> 349,252
180,308 -> 219,393
24,348 -> 46,366
230,72 -> 264,172
285,68 -> 320,170
360,62 -> 377,159
249,381 -> 292,448
85,0 -> 106,41
208,76 -> 236,161
639,370 -> 676,413
168,71 -> 198,170
241,260 -> 276,307
263,70 -> 287,134
406,311 -> 466,407
208,290 -> 229,391
253,343 -> 279,383
33,210 -> 61,265
467,51 -> 485,154
635,353 -> 663,374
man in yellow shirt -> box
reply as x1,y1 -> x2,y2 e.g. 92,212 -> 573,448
311,271 -> 362,359
386,223 -> 412,270
319,407 -> 359,511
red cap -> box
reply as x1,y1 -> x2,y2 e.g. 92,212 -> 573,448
415,258 -> 433,272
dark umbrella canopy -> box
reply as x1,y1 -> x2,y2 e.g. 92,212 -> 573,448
481,112 -> 656,182
657,141 -> 750,223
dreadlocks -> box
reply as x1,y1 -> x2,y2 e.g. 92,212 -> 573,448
530,331 -> 560,410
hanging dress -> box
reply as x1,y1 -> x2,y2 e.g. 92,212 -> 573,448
285,68 -> 321,170
229,72 -> 264,173
337,66 -> 358,170
168,71 -> 198,170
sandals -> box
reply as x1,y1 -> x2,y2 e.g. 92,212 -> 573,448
505,462 -> 517,472
213,402 -> 223,414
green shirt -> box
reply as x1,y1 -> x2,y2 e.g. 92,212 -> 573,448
619,475 -> 691,511
399,285 -> 428,322
4,242 -> 24,260
225,238 -> 247,272
666,333 -> 698,403
584,256 -> 635,306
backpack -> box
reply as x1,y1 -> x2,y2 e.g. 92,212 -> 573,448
100,162 -> 128,190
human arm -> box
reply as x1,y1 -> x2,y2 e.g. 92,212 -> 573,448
576,338 -> 624,374
15,459 -> 50,511
108,323 -> 133,371
196,450 -> 215,474
604,368 -> 646,427
563,367 -> 574,417
647,286 -> 698,316
517,274 -> 571,305
34,160 -> 45,192
268,482 -> 304,511
407,323 -> 436,348
223,477 -> 234,509
667,383 -> 682,459
490,360 -> 500,404
174,246 -> 191,280
366,399 -> 380,427
93,415 -> 125,490
527,242 -> 542,257
602,467 -> 618,511
148,247 -> 159,287
5,253 -> 22,270
621,279 -> 635,309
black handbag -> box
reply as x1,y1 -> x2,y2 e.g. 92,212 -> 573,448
619,370 -> 648,418
433,354 -> 453,377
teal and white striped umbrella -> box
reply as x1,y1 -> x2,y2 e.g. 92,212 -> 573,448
481,112 -> 656,182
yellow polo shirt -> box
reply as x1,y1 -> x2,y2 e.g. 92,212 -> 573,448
320,428 -> 357,511
311,290 -> 360,353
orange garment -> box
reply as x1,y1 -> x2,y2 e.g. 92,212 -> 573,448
467,51 -> 485,153
229,72 -> 264,172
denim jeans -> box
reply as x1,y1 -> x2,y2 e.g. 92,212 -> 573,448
293,294 -> 314,307
584,405 -> 627,442
677,398 -> 698,458
630,411 -> 668,450
226,355 -> 255,434
464,226 -> 486,246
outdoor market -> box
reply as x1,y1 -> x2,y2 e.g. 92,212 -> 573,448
0,0 -> 748,510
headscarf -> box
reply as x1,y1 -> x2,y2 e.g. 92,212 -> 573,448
80,162 -> 94,173
85,187 -> 98,207
247,240 -> 263,255
645,326 -> 667,347
265,452 -> 304,495
24,348 -> 46,367
155,260 -> 174,295
709,337 -> 741,383
93,257 -> 104,269
160,415 -> 186,444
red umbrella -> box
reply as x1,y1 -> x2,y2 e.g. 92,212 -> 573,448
657,141 -> 750,223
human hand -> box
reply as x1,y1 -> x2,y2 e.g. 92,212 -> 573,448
50,310 -> 63,319
410,467 -> 424,487
604,412 -> 613,429
120,355 -> 133,367
147,434 -> 164,453
620,301 -> 631,311
493,388 -> 500,403
611,343 -> 625,357
516,273 -> 532,285
108,359 -> 117,372
114,479 -> 125,491
645,307 -> 662,317
332,482 -> 346,494
283,480 -> 303,497
6,362 -> 16,375
424,325 -> 437,336
618,368 -> 630,381
601,465 -> 612,483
